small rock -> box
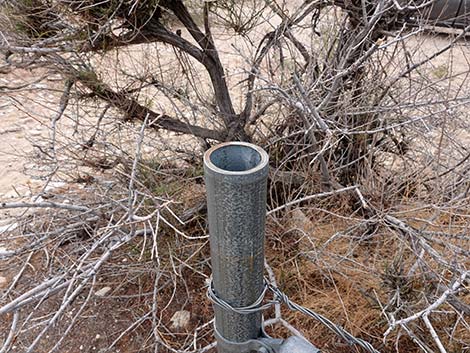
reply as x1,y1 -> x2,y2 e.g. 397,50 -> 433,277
289,209 -> 314,231
170,310 -> 190,330
95,334 -> 101,340
0,276 -> 8,288
44,181 -> 66,192
95,286 -> 112,297
288,209 -> 315,252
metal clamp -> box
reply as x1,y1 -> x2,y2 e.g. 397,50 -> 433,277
210,280 -> 321,353
214,324 -> 282,353
214,324 -> 320,353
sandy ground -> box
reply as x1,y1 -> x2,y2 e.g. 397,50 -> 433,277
0,68 -> 61,199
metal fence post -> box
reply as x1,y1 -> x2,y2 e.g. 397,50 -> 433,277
204,142 -> 269,353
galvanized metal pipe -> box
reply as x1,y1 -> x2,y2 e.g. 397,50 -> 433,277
427,0 -> 470,27
398,0 -> 470,28
204,142 -> 269,353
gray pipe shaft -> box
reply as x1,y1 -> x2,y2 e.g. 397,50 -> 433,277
204,142 -> 269,353
428,0 -> 469,25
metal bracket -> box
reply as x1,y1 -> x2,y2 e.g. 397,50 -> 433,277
214,324 -> 320,353
214,325 -> 282,353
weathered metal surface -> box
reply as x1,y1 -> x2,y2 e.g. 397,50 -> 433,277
279,337 -> 321,353
204,142 -> 269,353
428,0 -> 470,28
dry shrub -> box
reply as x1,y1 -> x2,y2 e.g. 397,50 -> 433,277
1,1 -> 469,352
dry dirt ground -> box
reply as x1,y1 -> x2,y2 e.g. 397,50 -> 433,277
0,69 -> 58,198
1,28 -> 470,352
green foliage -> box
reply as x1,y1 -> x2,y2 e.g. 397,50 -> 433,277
432,64 -> 448,79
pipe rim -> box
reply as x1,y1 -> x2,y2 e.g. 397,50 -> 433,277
204,142 -> 269,176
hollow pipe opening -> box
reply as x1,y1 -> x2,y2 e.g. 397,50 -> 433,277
204,142 -> 269,175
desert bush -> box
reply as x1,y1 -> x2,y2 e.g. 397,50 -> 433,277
0,1 -> 469,352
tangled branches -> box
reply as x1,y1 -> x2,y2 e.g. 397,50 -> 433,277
0,0 -> 469,352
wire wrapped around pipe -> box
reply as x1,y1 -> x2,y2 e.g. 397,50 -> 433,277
206,277 -> 381,353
